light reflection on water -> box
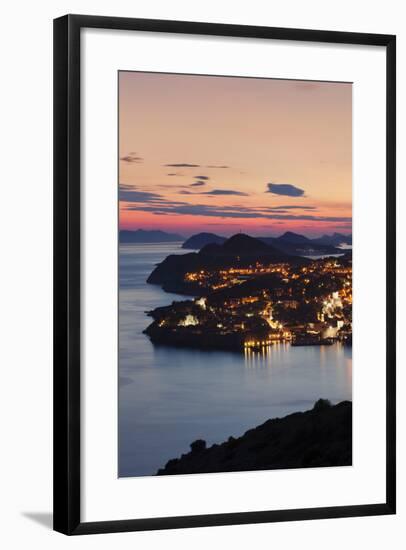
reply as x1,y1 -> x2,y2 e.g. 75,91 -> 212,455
119,243 -> 352,477
244,342 -> 288,369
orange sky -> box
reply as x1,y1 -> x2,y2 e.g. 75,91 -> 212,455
119,72 -> 352,237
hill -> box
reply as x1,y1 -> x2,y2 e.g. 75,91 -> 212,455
276,231 -> 310,244
147,234 -> 299,292
157,400 -> 352,475
312,233 -> 352,246
198,234 -> 273,257
182,232 -> 226,249
181,231 -> 342,256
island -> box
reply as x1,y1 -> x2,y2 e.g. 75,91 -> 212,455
312,232 -> 352,246
144,234 -> 352,351
119,228 -> 184,243
182,232 -> 227,249
157,399 -> 352,475
181,230 -> 348,257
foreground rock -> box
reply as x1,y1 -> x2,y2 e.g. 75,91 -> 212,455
157,400 -> 352,475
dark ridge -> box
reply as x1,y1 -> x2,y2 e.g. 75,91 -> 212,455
198,243 -> 224,256
198,233 -> 283,258
181,232 -> 342,256
182,232 -> 226,249
147,233 -> 300,291
221,233 -> 270,253
277,231 -> 311,244
312,233 -> 352,246
261,237 -> 342,256
157,400 -> 352,476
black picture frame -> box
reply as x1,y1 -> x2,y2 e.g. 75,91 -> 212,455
53,14 -> 396,535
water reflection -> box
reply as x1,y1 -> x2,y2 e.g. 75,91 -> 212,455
244,341 -> 284,369
244,345 -> 273,369
243,341 -> 350,373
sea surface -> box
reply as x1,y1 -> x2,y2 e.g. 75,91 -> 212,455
119,242 -> 352,477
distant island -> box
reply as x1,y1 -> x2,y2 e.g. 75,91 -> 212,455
182,231 -> 351,257
144,233 -> 352,352
119,228 -> 351,253
182,232 -> 227,249
119,229 -> 184,243
157,399 -> 352,475
312,233 -> 352,246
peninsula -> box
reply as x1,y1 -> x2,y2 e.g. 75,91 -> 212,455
144,234 -> 352,352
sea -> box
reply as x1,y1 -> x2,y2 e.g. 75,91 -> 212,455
119,242 -> 352,477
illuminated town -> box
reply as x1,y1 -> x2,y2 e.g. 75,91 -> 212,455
144,252 -> 352,352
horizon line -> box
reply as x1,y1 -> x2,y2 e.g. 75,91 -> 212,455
118,227 -> 352,238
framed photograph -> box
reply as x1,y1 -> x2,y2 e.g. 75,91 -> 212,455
53,14 -> 396,535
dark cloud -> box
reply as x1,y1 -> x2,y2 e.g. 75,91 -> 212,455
119,184 -> 349,225
125,203 -> 260,218
266,183 -> 305,197
164,163 -> 200,168
164,163 -> 229,169
269,214 -> 350,222
190,181 -> 206,187
265,210 -> 290,214
123,201 -> 349,224
126,204 -> 350,223
119,184 -> 164,204
119,183 -> 186,205
202,189 -> 249,196
195,175 -> 210,180
120,152 -> 143,163
264,205 -> 316,211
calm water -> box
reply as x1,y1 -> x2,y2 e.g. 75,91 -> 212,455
119,243 -> 352,477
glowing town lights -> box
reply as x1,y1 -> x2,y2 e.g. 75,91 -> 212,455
178,315 -> 199,327
156,256 -> 352,351
196,297 -> 206,310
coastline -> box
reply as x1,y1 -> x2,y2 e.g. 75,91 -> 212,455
157,400 -> 352,476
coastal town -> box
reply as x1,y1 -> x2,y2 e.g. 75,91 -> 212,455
144,239 -> 352,352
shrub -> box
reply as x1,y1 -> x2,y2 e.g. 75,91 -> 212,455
313,398 -> 332,411
190,439 -> 206,453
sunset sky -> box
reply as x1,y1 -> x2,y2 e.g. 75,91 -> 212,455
119,71 -> 352,238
